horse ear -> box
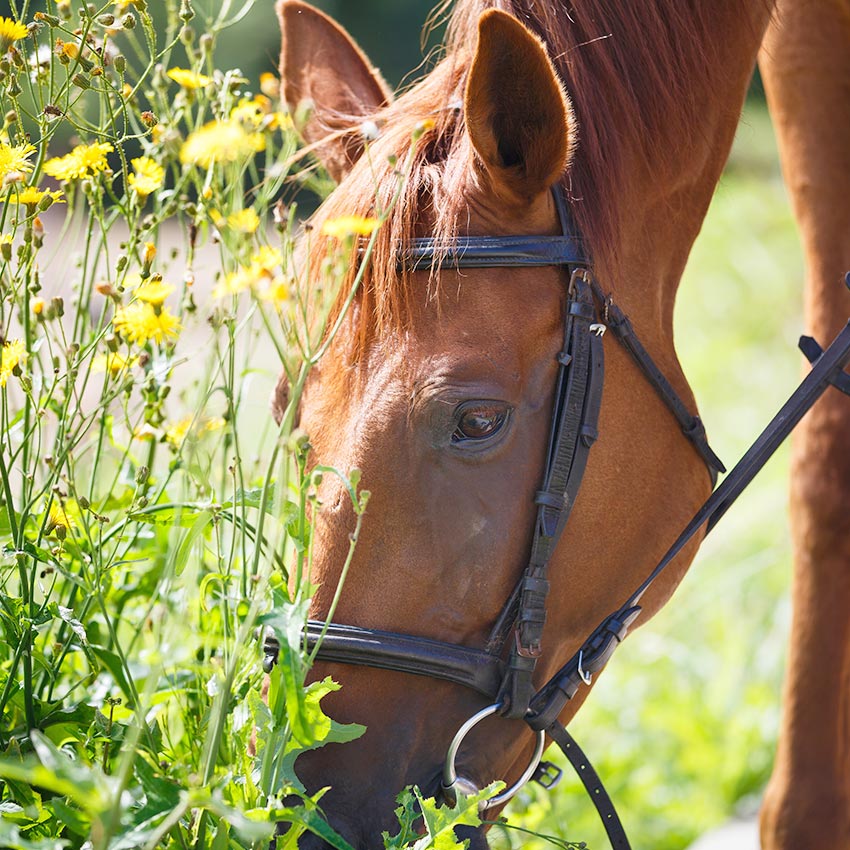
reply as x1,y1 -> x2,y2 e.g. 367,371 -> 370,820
464,10 -> 575,207
276,0 -> 393,182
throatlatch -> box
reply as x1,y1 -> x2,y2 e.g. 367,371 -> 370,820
264,186 -> 850,850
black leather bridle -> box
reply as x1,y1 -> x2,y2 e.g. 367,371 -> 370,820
265,187 -> 850,849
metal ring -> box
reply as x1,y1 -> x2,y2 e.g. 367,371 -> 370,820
441,704 -> 547,811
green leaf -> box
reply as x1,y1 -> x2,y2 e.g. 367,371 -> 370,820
127,504 -> 208,528
90,645 -> 136,706
48,798 -> 91,838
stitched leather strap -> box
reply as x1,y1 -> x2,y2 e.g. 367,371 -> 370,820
545,721 -> 632,850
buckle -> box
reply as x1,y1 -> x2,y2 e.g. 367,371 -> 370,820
532,760 -> 563,791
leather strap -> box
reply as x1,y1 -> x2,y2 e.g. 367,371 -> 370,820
590,281 -> 725,484
545,721 -> 632,850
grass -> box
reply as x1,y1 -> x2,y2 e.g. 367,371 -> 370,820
500,102 -> 803,849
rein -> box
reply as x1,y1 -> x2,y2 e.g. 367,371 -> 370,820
264,188 -> 850,848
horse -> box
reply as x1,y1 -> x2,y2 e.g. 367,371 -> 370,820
271,1 -> 850,847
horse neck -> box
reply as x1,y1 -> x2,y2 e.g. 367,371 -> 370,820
543,1 -> 776,335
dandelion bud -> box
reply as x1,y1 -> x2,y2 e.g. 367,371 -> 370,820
98,13 -> 115,26
57,1 -> 71,20
142,241 -> 156,271
140,110 -> 158,127
78,496 -> 90,510
35,12 -> 61,26
54,524 -> 67,541
116,255 -> 128,273
106,334 -> 119,352
72,73 -> 89,90
19,374 -> 31,392
179,25 -> 194,46
37,194 -> 55,212
51,296 -> 64,317
0,60 -> 9,76
122,13 -> 136,30
114,54 -> 126,75
0,240 -> 11,263
199,33 -> 213,56
32,297 -> 45,316
135,465 -> 149,485
5,109 -> 17,125
7,78 -> 21,98
95,281 -> 117,298
179,0 -> 195,21
9,47 -> 23,69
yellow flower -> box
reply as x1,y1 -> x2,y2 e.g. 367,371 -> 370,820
261,277 -> 291,307
179,120 -> 265,169
0,339 -> 26,387
133,277 -> 174,306
252,246 -> 282,273
44,142 -> 114,182
32,298 -> 45,315
322,215 -> 381,239
127,156 -> 164,198
226,208 -> 259,234
165,415 -> 224,447
212,267 -> 258,299
260,73 -> 279,99
47,500 -> 79,535
231,97 -> 267,130
5,185 -> 65,208
0,141 -> 36,181
0,17 -> 28,53
113,302 -> 181,346
167,67 -> 211,90
142,241 -> 156,265
93,352 -> 137,376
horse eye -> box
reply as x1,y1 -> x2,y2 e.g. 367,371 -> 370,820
452,402 -> 511,444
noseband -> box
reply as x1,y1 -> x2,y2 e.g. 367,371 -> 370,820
265,188 -> 850,849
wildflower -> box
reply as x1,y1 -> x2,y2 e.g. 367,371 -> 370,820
180,120 -> 265,168
142,241 -> 156,266
93,351 -> 137,376
46,501 -> 77,536
322,215 -> 381,239
4,185 -> 65,209
127,156 -> 164,198
0,338 -> 26,387
231,97 -> 267,130
113,302 -> 181,346
44,142 -> 114,181
0,141 -> 36,181
252,246 -> 282,273
167,67 -> 211,89
133,276 -> 174,305
261,278 -> 291,307
212,267 -> 258,299
0,234 -> 11,261
0,17 -> 28,54
165,415 -> 193,446
32,298 -> 45,315
227,208 -> 260,234
260,72 -> 279,99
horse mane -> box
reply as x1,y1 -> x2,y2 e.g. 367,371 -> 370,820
309,0 -> 755,352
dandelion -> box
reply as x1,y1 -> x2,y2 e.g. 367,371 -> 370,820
165,415 -> 224,447
5,185 -> 65,208
0,141 -> 36,181
322,215 -> 381,239
180,120 -> 265,168
133,276 -> 174,305
93,352 -> 137,376
46,501 -> 78,537
167,68 -> 211,90
231,97 -> 267,130
212,267 -> 259,299
261,278 -> 291,307
0,17 -> 28,54
252,246 -> 282,273
32,298 -> 45,315
127,156 -> 164,198
227,208 -> 260,234
0,339 -> 26,387
113,302 -> 181,346
44,142 -> 114,181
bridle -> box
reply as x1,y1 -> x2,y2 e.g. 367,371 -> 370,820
264,186 -> 850,849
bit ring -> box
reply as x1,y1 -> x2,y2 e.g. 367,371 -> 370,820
442,703 -> 546,811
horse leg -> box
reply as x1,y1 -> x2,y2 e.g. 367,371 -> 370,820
759,2 -> 850,847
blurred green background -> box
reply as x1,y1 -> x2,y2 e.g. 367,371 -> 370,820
2,1 -> 796,847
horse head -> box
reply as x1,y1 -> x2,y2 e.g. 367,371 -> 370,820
273,1 -> 766,846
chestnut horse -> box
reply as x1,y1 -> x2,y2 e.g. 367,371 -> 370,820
273,0 -> 850,847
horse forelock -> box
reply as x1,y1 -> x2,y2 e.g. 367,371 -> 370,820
308,0 -> 762,359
